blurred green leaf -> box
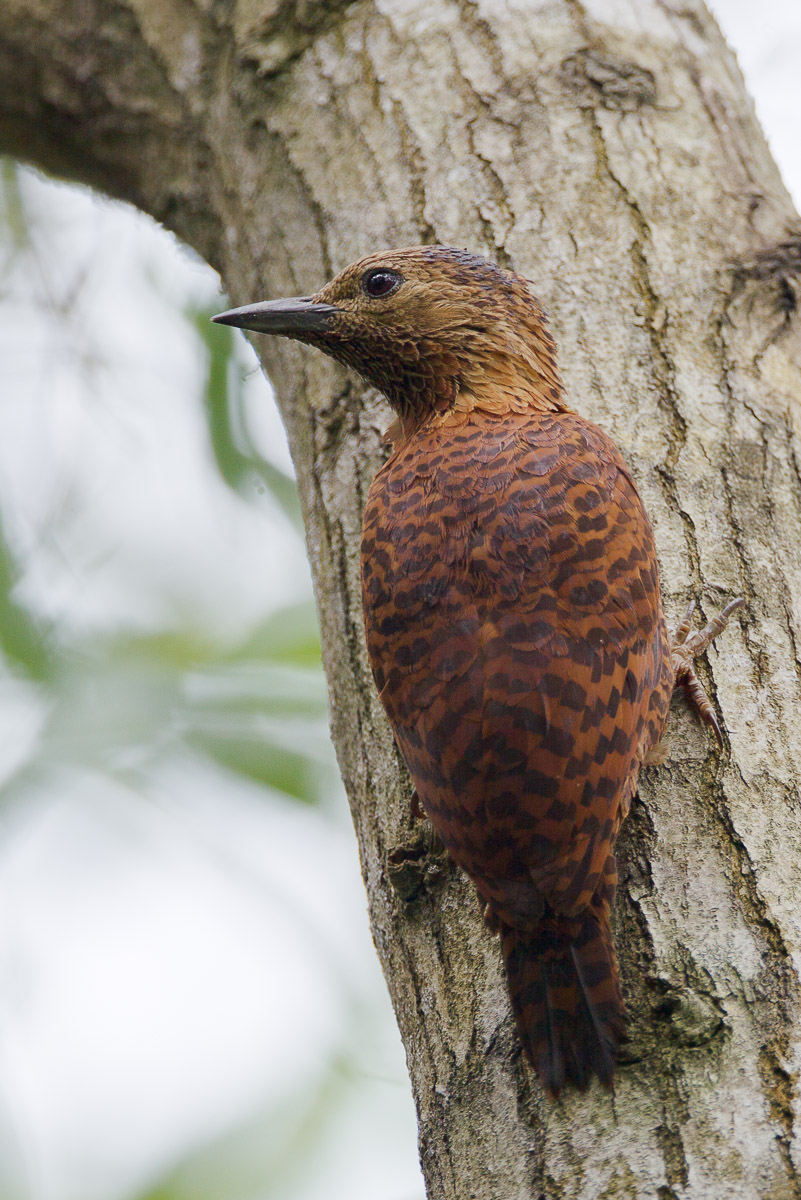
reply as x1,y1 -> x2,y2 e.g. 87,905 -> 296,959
232,600 -> 323,668
185,729 -> 323,801
184,664 -> 327,719
0,606 -> 334,806
192,309 -> 247,491
133,1049 -> 357,1200
190,304 -> 303,530
40,653 -> 180,771
0,516 -> 52,681
0,157 -> 29,253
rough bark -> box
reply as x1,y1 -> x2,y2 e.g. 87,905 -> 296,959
4,0 -> 801,1195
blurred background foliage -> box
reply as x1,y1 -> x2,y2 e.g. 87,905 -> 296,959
0,162 -> 421,1200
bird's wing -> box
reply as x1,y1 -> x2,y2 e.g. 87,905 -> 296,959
361,410 -> 671,924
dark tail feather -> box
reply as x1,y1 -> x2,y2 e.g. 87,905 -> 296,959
500,898 -> 625,1096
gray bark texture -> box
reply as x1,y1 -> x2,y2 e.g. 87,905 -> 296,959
3,0 -> 801,1195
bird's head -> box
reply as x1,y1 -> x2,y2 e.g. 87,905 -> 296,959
213,246 -> 567,428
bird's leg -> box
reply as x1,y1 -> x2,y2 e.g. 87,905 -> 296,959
410,789 -> 426,819
671,598 -> 745,747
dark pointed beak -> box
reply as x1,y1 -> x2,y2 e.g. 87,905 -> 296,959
211,297 -> 339,335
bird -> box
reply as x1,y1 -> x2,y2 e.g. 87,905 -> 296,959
212,246 -> 743,1095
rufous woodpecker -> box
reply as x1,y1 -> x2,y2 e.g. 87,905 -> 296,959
213,246 -> 743,1095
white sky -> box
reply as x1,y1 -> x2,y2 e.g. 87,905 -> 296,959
0,5 -> 798,1200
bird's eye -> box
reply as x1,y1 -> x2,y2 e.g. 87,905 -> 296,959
362,269 -> 402,299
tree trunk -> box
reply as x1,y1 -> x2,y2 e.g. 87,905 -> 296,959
4,0 -> 801,1194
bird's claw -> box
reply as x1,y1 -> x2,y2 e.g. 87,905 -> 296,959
671,599 -> 696,648
671,597 -> 745,748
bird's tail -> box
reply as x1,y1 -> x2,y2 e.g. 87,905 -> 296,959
500,897 -> 625,1095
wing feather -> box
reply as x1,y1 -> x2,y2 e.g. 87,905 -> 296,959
361,409 -> 671,927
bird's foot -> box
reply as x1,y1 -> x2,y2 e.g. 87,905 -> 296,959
671,598 -> 745,748
410,789 -> 426,820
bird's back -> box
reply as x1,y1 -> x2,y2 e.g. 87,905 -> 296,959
361,406 -> 672,1090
